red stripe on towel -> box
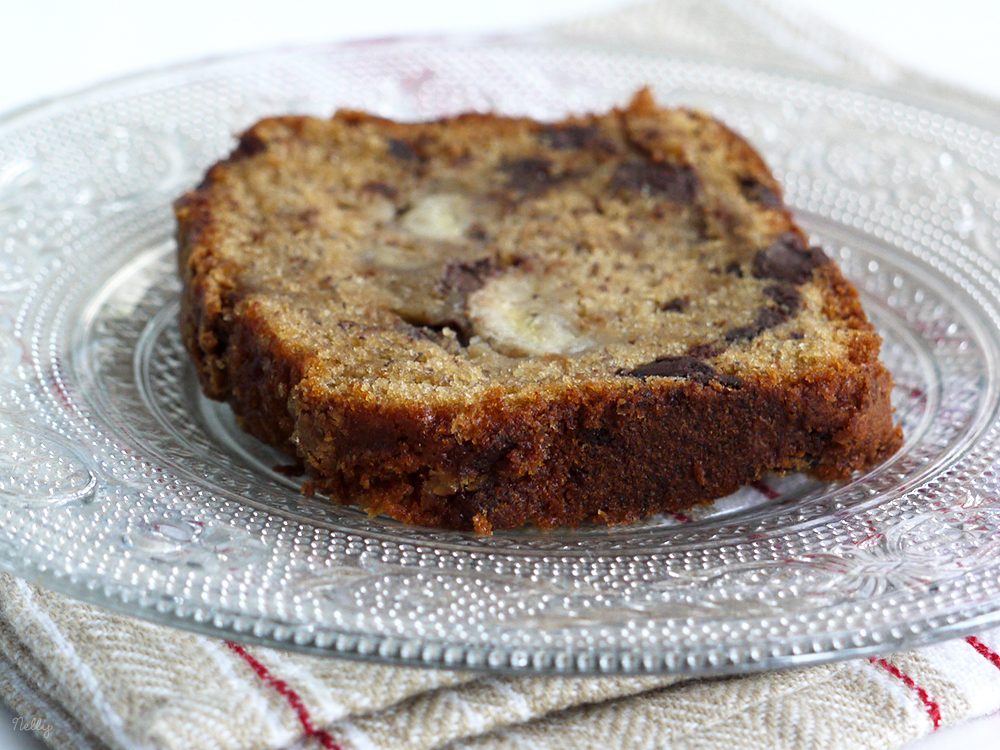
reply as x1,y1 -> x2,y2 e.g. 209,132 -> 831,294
967,635 -> 1000,672
226,641 -> 341,750
869,657 -> 941,731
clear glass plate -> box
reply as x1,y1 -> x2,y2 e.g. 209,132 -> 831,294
2,37 -> 1000,676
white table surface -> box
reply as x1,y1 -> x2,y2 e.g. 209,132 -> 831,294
1,1 -> 998,747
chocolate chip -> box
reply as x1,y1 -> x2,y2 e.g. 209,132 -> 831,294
724,261 -> 744,278
610,160 -> 699,203
660,297 -> 689,313
540,124 -> 603,150
751,233 -> 829,284
620,355 -> 738,387
622,356 -> 716,383
724,289 -> 799,343
440,258 -> 497,295
233,131 -> 267,159
763,283 -> 802,315
739,176 -> 783,209
388,138 -> 420,162
501,157 -> 560,194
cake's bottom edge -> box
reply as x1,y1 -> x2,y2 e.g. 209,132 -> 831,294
223,359 -> 899,534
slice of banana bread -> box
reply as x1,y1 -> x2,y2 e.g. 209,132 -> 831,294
175,89 -> 901,532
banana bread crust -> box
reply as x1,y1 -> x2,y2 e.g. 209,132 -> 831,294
175,91 -> 901,532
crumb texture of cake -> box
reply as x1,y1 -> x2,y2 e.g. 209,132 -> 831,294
175,88 -> 902,531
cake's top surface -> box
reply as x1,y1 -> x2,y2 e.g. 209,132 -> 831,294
177,89 -> 877,405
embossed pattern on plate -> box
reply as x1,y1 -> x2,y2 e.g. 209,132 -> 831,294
1,39 -> 1000,674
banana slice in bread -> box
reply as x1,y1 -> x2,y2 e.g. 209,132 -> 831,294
175,89 -> 901,531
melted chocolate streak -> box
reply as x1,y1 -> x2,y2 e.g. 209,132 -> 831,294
622,356 -> 741,388
625,235 -> 828,384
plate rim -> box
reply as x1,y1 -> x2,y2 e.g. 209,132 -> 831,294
1,33 -> 1000,676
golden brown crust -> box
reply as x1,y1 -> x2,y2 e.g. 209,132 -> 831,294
175,89 -> 902,531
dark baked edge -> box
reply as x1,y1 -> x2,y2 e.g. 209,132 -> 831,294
175,110 -> 903,532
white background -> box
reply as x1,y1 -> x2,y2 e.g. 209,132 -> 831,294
1,1 -> 998,748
